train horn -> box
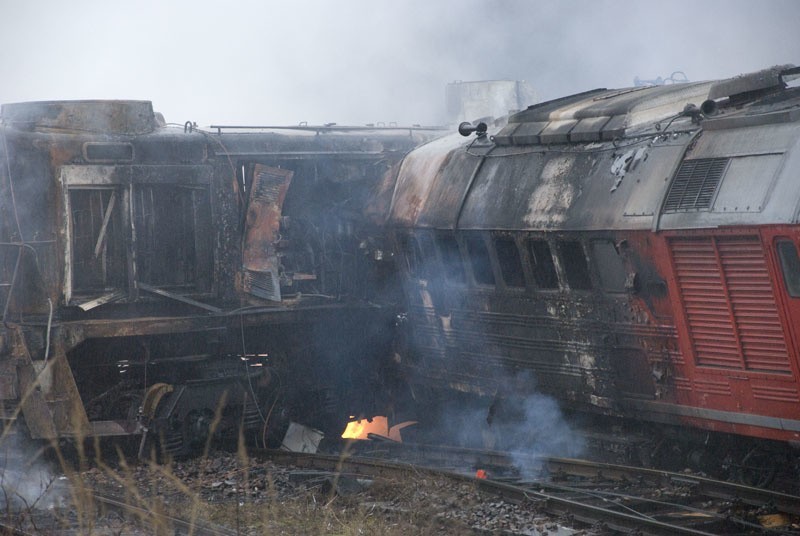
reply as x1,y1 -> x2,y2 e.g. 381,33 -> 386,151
458,121 -> 488,137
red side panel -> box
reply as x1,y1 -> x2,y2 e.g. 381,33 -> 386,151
670,235 -> 791,373
658,230 -> 800,442
719,237 -> 791,373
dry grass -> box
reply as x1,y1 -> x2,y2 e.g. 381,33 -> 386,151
0,397 -> 478,535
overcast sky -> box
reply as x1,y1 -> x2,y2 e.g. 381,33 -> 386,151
1,0 -> 797,127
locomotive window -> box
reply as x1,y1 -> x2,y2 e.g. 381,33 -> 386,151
83,142 -> 134,162
591,240 -> 627,292
70,188 -> 127,293
133,185 -> 212,291
397,234 -> 419,276
436,234 -> 465,284
416,233 -> 441,281
464,234 -> 495,286
777,239 -> 800,297
559,241 -> 592,290
526,239 -> 558,289
494,236 -> 525,288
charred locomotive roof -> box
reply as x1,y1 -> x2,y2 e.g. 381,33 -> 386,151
388,65 -> 800,233
1,100 -> 159,135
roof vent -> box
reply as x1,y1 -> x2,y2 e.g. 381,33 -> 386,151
663,158 -> 729,212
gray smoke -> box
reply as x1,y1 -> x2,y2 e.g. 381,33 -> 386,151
0,0 -> 797,126
418,368 -> 586,479
0,434 -> 65,512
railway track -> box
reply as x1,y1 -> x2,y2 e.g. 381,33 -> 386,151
0,492 -> 238,536
257,444 -> 800,535
354,441 -> 800,515
92,492 -> 238,536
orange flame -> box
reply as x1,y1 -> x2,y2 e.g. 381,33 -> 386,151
341,416 -> 417,442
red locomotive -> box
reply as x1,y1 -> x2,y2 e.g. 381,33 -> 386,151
381,65 -> 800,483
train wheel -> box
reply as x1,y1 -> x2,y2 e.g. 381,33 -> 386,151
736,447 -> 777,488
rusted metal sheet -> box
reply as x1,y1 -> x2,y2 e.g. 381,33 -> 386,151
1,100 -> 157,134
242,165 -> 293,301
455,145 -> 684,232
390,100 -> 707,233
388,134 -> 469,227
11,327 -> 89,438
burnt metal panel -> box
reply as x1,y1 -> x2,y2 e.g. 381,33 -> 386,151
388,134 -> 473,227
0,100 -> 156,134
61,164 -> 213,186
580,83 -> 711,121
394,126 -> 697,233
569,116 -> 611,142
242,165 -> 294,301
509,88 -> 607,123
707,64 -> 793,100
704,108 -> 800,131
538,119 -> 578,144
456,150 -> 547,230
507,83 -> 713,144
455,141 -> 690,231
600,115 -> 628,140
416,148 -> 485,229
511,121 -> 547,145
493,123 -> 520,145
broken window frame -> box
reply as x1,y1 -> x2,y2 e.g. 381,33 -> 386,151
435,232 -> 466,285
525,237 -> 559,290
463,232 -> 496,287
415,231 -> 442,283
133,183 -> 213,293
395,232 -> 419,277
68,186 -> 127,296
493,233 -> 526,289
558,240 -> 593,291
61,165 -> 215,306
590,239 -> 627,293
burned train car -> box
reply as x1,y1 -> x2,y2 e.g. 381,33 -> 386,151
0,100 -> 438,455
383,65 -> 800,477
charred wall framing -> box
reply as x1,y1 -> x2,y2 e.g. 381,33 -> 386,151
60,164 -> 214,306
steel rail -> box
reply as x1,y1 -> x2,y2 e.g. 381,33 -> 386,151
355,441 -> 800,516
93,492 -> 238,536
256,449 -> 771,536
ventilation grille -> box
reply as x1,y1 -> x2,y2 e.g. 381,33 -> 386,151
252,169 -> 284,203
243,269 -> 281,302
670,235 -> 791,373
663,158 -> 729,212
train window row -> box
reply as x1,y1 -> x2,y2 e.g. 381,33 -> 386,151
398,231 -> 627,293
